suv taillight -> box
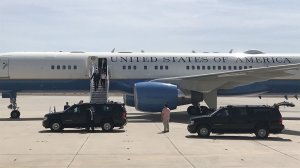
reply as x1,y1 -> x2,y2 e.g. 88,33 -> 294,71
121,111 -> 126,119
278,117 -> 283,125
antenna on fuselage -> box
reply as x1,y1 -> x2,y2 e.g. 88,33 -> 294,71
229,49 -> 233,53
111,48 -> 115,53
141,50 -> 144,53
192,50 -> 196,53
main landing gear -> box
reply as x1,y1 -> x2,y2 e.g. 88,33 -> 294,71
187,103 -> 214,116
8,98 -> 20,119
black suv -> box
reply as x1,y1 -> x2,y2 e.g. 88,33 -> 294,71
187,105 -> 284,139
43,103 -> 127,132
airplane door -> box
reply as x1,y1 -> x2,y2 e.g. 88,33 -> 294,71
0,58 -> 9,78
98,58 -> 107,72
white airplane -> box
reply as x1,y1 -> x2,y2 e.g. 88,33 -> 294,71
1,50 -> 300,118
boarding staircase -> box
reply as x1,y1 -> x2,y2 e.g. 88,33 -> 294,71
89,62 -> 109,104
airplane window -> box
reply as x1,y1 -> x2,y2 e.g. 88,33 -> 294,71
73,65 -> 77,70
128,66 -> 131,70
197,66 -> 200,70
186,66 -> 190,70
62,65 -> 66,70
223,66 -> 226,70
192,66 -> 195,70
68,65 -> 71,70
213,66 -> 216,70
165,66 -> 168,70
234,66 -> 237,70
57,65 -> 60,70
133,66 -> 137,70
123,66 -> 126,70
249,66 -> 253,69
51,65 -> 55,70
244,66 -> 247,69
218,66 -> 221,70
202,66 -> 206,70
160,66 -> 163,70
155,66 -> 158,70
144,66 -> 147,70
239,66 -> 242,70
228,66 -> 232,70
207,66 -> 210,70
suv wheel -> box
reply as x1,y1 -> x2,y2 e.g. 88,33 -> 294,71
102,121 -> 114,132
50,121 -> 63,132
255,127 -> 269,139
197,125 -> 211,137
10,110 -> 20,119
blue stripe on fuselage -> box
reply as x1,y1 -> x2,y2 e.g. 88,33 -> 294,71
0,79 -> 148,93
1,79 -> 300,95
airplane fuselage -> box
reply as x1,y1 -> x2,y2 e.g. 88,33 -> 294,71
1,52 -> 300,95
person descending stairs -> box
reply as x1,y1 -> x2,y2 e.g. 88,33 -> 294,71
89,59 -> 108,104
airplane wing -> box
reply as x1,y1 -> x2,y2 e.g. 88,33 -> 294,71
151,63 -> 300,93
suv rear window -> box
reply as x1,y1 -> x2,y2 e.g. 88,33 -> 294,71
231,107 -> 248,119
113,105 -> 124,112
102,105 -> 112,112
249,107 -> 281,119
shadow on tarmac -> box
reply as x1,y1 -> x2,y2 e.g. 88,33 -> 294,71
127,111 -> 189,124
282,129 -> 300,136
39,129 -> 125,134
283,117 -> 300,120
185,135 -> 292,142
0,118 -> 43,121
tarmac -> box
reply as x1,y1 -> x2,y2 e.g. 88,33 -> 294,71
0,95 -> 300,168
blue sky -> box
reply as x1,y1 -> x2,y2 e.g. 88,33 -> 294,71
1,0 -> 300,53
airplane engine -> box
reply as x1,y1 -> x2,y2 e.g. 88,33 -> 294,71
134,82 -> 178,112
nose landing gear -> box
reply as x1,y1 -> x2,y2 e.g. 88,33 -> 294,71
8,98 -> 20,119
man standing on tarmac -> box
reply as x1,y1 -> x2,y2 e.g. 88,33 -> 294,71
161,104 -> 170,133
86,107 -> 95,131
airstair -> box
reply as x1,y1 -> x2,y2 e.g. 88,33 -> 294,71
89,57 -> 109,103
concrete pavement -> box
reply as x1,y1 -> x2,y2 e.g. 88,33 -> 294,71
0,95 -> 300,167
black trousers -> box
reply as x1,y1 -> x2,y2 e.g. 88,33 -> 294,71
101,79 -> 106,88
93,79 -> 99,90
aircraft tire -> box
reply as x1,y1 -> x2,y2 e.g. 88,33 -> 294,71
187,106 -> 201,115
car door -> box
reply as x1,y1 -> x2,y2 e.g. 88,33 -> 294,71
101,104 -> 113,119
63,105 -> 87,127
211,108 -> 232,132
230,107 -> 252,132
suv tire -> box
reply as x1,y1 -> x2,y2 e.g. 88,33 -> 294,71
50,121 -> 63,132
102,121 -> 114,132
10,110 -> 20,119
197,125 -> 211,137
255,127 -> 269,139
